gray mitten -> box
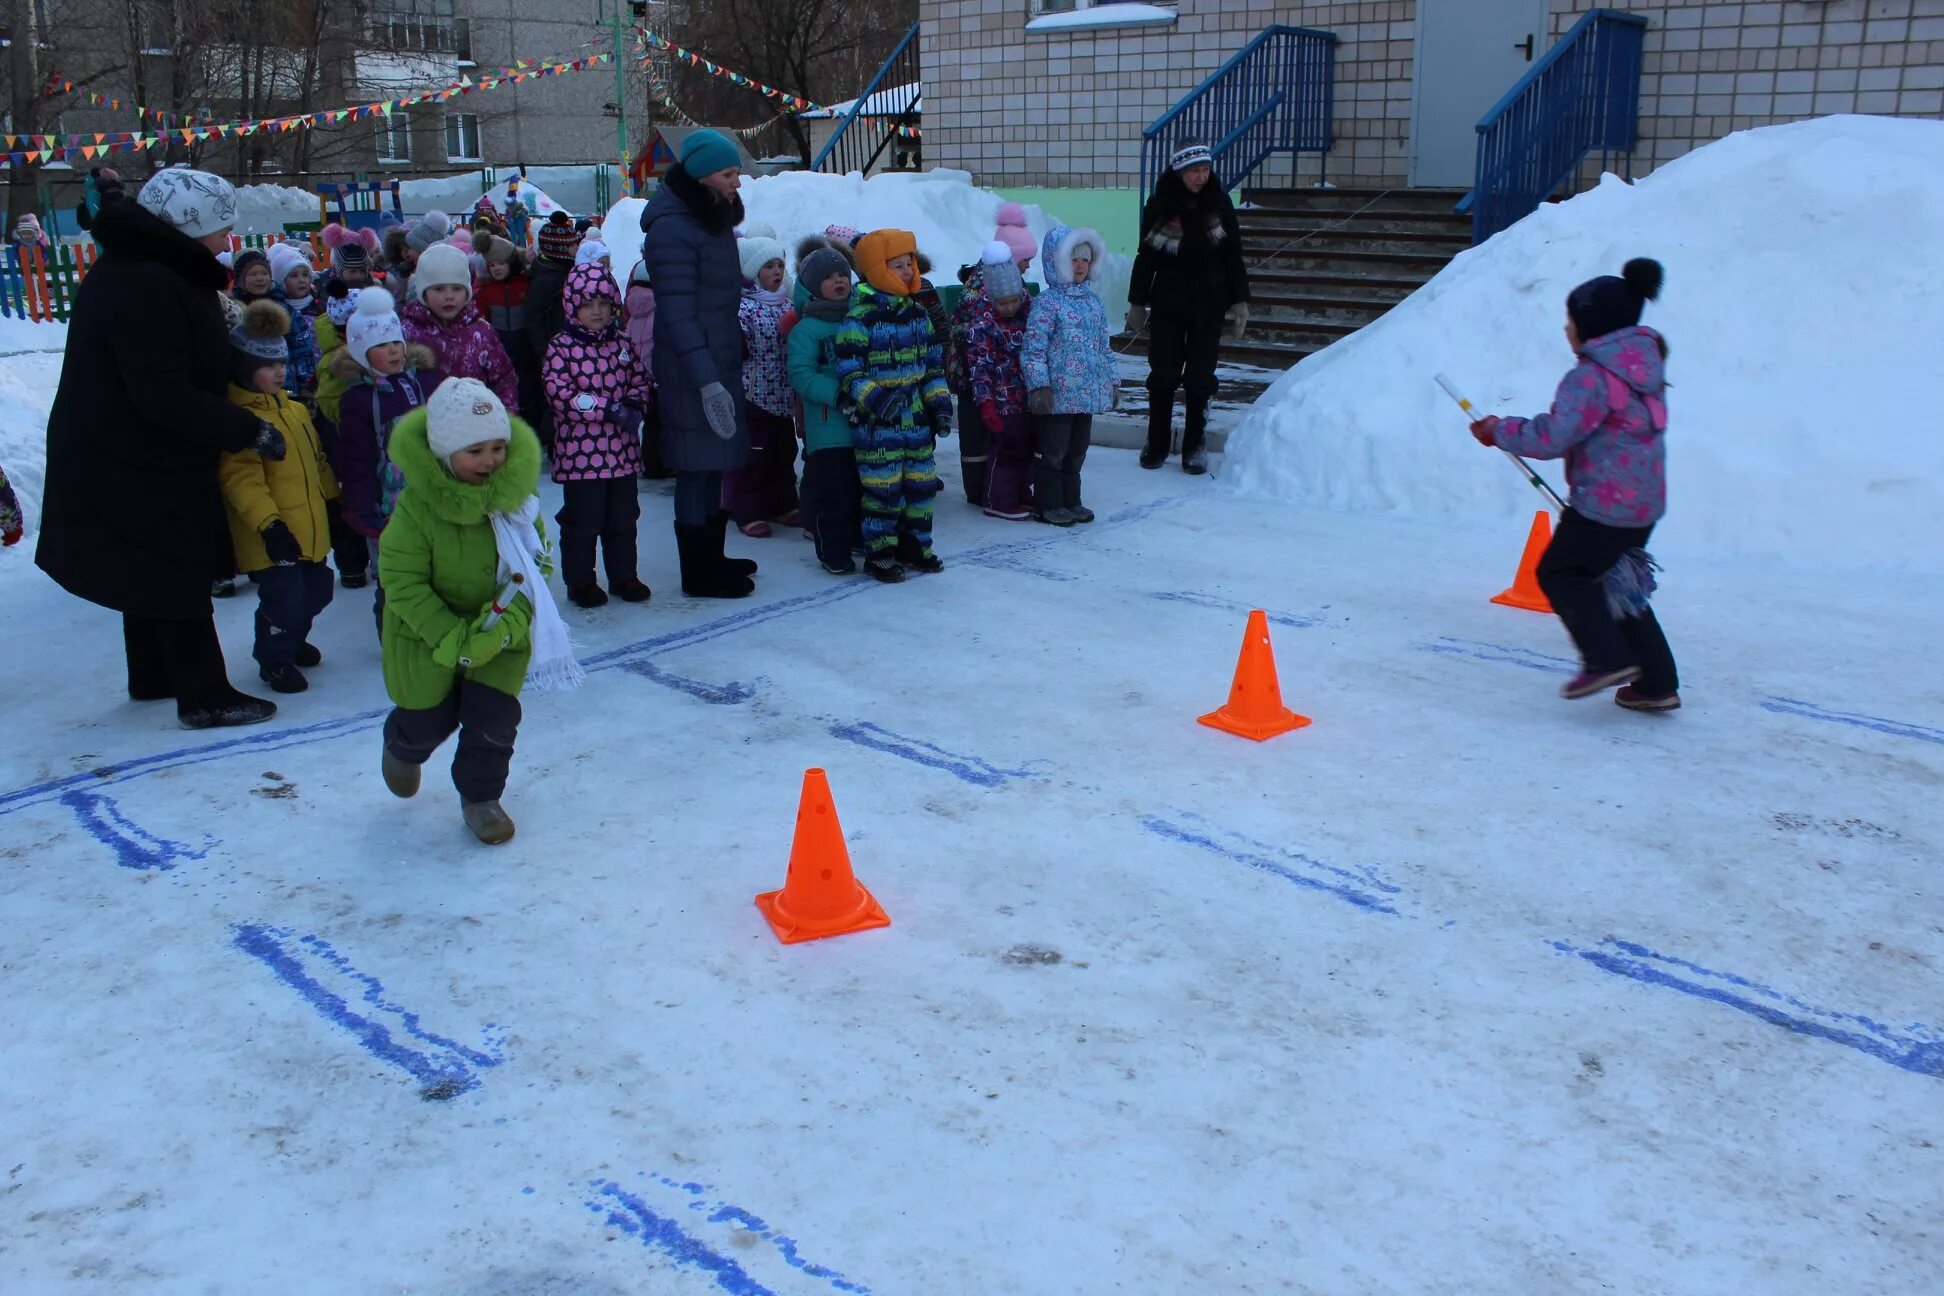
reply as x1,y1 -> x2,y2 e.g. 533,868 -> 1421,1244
699,382 -> 738,441
1227,303 -> 1250,342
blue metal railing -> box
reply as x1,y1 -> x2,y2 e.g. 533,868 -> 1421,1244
812,24 -> 922,176
1458,9 -> 1649,244
1140,26 -> 1337,217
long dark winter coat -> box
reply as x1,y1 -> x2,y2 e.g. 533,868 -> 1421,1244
638,165 -> 750,472
37,198 -> 262,619
1128,167 -> 1251,321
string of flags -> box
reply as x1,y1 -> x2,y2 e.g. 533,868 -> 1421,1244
632,28 -> 919,140
13,44 -> 620,164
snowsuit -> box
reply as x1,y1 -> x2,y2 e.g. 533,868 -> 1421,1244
378,407 -> 546,803
1128,165 -> 1250,465
947,265 -> 988,503
835,272 -> 950,561
962,291 -> 1035,518
220,384 -> 340,669
0,458 -> 22,544
1494,325 -> 1677,695
788,298 -> 860,570
1022,225 -> 1116,518
400,297 -> 520,413
328,345 -> 446,540
726,287 -> 800,527
477,269 -> 546,432
542,262 -> 651,592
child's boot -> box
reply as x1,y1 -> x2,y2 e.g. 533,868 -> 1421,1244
611,578 -> 653,603
866,557 -> 905,583
295,643 -> 323,667
259,662 -> 309,694
1615,684 -> 1681,712
382,748 -> 421,798
462,799 -> 516,845
1560,665 -> 1641,700
568,582 -> 608,608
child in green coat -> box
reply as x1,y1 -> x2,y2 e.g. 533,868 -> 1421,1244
377,377 -> 582,844
787,245 -> 861,575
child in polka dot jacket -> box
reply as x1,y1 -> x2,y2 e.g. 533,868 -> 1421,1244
541,261 -> 653,608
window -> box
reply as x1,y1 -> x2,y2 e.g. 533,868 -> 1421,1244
377,116 -> 411,164
454,17 -> 473,65
444,112 -> 481,163
367,0 -> 457,53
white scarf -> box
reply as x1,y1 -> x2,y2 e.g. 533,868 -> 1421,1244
489,495 -> 584,692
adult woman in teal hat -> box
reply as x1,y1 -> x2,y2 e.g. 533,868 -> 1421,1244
639,129 -> 761,598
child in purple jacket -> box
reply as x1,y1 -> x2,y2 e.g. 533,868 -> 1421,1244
543,261 -> 652,608
1470,257 -> 1679,711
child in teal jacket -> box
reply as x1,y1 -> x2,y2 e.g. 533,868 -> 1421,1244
787,246 -> 861,575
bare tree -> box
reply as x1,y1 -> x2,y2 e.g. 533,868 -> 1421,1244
672,0 -> 916,164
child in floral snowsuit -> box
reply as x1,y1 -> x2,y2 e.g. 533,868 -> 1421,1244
542,261 -> 652,608
961,243 -> 1035,521
727,235 -> 799,536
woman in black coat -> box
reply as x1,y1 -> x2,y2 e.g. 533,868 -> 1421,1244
36,168 -> 288,729
639,129 -> 756,599
1126,142 -> 1251,475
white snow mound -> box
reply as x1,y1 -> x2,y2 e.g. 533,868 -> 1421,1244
604,169 -> 1131,308
1222,115 -> 1944,572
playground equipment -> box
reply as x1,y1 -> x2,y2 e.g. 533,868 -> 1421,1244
316,180 -> 404,234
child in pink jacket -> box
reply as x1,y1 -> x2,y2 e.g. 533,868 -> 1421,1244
399,243 -> 520,413
543,261 -> 652,608
622,258 -> 669,479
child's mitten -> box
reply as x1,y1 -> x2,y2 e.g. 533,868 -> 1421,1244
260,519 -> 302,566
431,623 -> 467,669
499,595 -> 534,652
1028,387 -> 1053,417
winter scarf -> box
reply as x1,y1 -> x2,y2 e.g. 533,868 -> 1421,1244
489,494 -> 583,692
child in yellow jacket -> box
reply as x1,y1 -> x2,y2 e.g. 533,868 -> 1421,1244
220,300 -> 340,695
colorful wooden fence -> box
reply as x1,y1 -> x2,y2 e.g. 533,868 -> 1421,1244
1,234 -> 334,323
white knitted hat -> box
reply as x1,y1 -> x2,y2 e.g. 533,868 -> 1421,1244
574,239 -> 611,266
135,168 -> 237,240
267,241 -> 312,288
345,287 -> 405,373
738,235 -> 786,283
426,378 -> 511,465
411,243 -> 472,301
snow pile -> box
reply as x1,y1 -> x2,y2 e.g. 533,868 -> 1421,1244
603,169 -> 1133,310
403,165 -> 619,220
234,183 -> 320,235
1222,116 -> 1944,572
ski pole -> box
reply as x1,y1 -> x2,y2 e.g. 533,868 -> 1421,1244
481,571 -> 525,629
1434,373 -> 1567,512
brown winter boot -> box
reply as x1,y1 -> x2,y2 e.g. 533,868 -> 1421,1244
462,799 -> 516,845
381,748 -> 420,799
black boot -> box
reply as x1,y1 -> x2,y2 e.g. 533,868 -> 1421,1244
675,521 -> 753,599
1141,395 -> 1172,470
1182,396 -> 1210,474
711,512 -> 758,579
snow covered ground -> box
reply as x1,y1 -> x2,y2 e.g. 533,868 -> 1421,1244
3,116 -> 1940,1293
2,439 -> 1940,1293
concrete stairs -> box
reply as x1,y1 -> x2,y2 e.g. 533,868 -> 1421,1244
1117,187 -> 1473,372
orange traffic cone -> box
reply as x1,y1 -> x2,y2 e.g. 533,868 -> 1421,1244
1198,610 -> 1313,741
1491,509 -> 1555,613
755,769 -> 891,945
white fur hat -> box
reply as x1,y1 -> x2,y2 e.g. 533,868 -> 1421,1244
267,241 -> 312,287
345,287 -> 405,373
739,220 -> 779,241
135,168 -> 238,240
411,243 -> 473,301
574,239 -> 611,266
426,377 -> 511,465
738,235 -> 786,283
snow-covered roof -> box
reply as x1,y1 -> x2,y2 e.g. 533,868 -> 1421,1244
800,82 -> 921,121
1025,3 -> 1179,33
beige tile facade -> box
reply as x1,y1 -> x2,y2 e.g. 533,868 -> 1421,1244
921,0 -> 1944,188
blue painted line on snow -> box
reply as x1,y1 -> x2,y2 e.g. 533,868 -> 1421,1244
1415,635 -> 1576,674
622,660 -> 760,705
232,923 -> 504,1095
588,1181 -> 780,1296
973,554 -> 1081,582
0,710 -> 387,819
638,1176 -> 871,1294
829,721 -> 1044,789
1149,590 -> 1325,630
1759,698 -> 1944,747
1140,814 -> 1401,916
1554,937 -> 1943,1080
59,788 -> 213,871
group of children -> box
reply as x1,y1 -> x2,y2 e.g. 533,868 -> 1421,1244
730,203 -> 1118,583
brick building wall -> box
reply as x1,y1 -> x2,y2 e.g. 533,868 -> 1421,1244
921,0 -> 1944,190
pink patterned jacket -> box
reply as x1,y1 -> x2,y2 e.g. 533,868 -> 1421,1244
1493,325 -> 1669,528
542,262 -> 651,482
738,288 -> 795,418
399,298 -> 520,413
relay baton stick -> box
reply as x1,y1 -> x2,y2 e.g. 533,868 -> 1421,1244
481,571 -> 525,629
1433,373 -> 1567,511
